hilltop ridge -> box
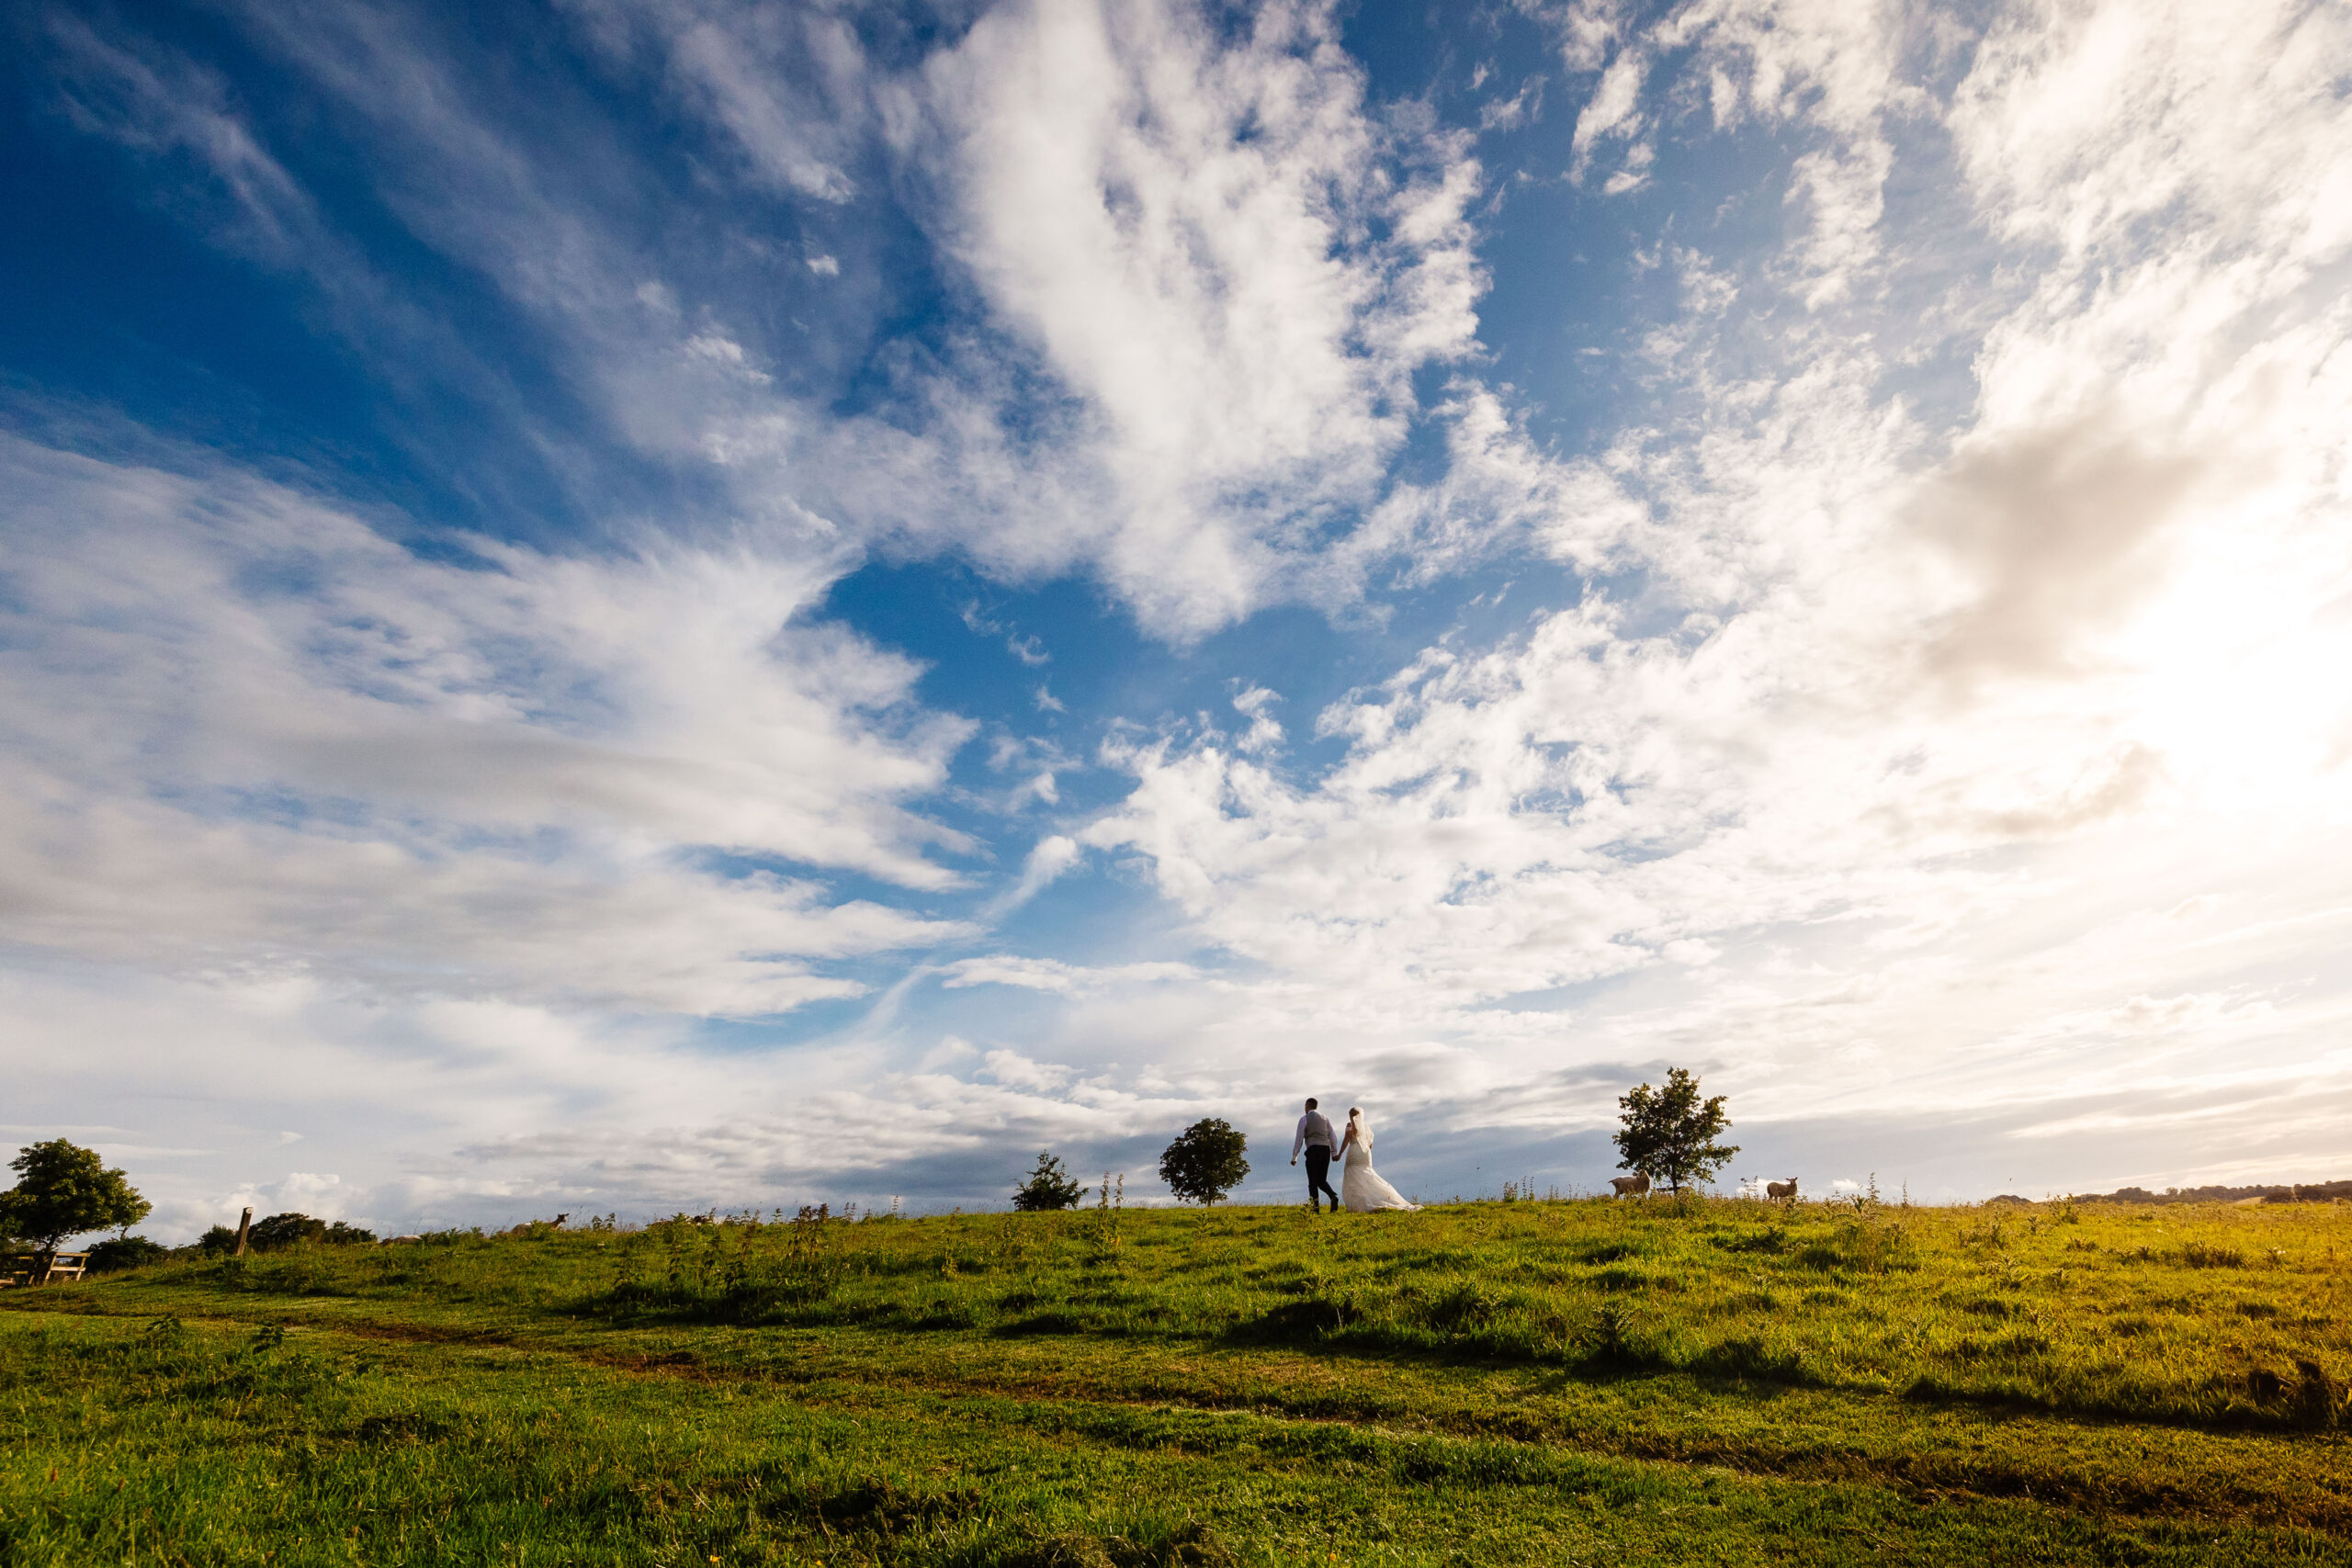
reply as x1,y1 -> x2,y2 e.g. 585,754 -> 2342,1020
2072,1179 -> 2352,1205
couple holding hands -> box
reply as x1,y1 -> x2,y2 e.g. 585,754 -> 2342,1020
1290,1098 -> 1422,1213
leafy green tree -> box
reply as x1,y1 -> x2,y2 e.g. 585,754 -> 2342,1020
1159,1119 -> 1250,1207
0,1140 -> 151,1253
85,1235 -> 168,1273
1612,1068 -> 1739,1195
1011,1150 -> 1087,1212
247,1213 -> 328,1251
194,1224 -> 242,1256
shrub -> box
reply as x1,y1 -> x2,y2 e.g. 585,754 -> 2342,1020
2181,1241 -> 2245,1269
1012,1150 -> 1087,1212
608,1205 -> 846,1323
246,1213 -> 328,1251
85,1235 -> 168,1273
1581,1302 -> 1650,1365
236,1214 -> 369,1249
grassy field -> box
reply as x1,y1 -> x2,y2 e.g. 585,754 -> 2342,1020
3,1192 -> 2349,1565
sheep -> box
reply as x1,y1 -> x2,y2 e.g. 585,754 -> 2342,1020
1609,1172 -> 1652,1198
1766,1178 -> 1799,1201
378,1235 -> 424,1246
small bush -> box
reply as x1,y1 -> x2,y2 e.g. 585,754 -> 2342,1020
607,1205 -> 846,1323
2182,1241 -> 2245,1269
2245,1360 -> 2344,1428
1581,1302 -> 1648,1365
1012,1150 -> 1087,1213
85,1235 -> 169,1273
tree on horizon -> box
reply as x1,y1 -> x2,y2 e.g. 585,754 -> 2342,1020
1010,1149 -> 1087,1212
1159,1119 -> 1250,1207
1612,1068 -> 1739,1195
0,1140 -> 152,1258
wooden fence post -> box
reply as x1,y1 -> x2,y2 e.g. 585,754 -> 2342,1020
234,1207 -> 254,1258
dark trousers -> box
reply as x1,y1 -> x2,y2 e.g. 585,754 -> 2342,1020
1304,1145 -> 1340,1211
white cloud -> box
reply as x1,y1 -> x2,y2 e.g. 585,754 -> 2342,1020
1230,685 -> 1284,756
0,436 -> 974,1015
19,0 -> 2352,1221
1950,0 -> 2352,268
47,12 -> 320,265
684,332 -> 769,384
1478,75 -> 1544,132
888,0 -> 1487,633
980,1048 -> 1070,1091
1569,49 -> 1645,181
1066,0 -> 2352,1160
563,0 -> 866,202
75,0 -> 1503,643
940,954 -> 1199,994
982,835 -> 1084,918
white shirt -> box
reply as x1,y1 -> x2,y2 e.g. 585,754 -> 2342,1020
1293,1111 -> 1336,1158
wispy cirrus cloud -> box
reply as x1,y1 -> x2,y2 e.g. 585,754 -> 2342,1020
1052,0 -> 2352,1168
71,0 -> 1502,637
8,0 -> 2352,1238
0,435 -> 974,1015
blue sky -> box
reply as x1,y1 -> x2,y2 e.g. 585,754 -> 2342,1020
6,0 -> 2352,1236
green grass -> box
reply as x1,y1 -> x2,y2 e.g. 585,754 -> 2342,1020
5,1195 -> 2350,1564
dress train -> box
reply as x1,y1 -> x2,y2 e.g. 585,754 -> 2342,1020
1340,1131 -> 1420,1213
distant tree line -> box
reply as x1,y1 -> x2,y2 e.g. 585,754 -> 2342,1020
195,1214 -> 379,1252
0,1139 -> 385,1278
2072,1180 -> 2352,1206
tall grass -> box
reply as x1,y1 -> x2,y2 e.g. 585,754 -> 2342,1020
74,1193 -> 2352,1432
6,1195 -> 2352,1564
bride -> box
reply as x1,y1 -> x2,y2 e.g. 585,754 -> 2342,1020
1338,1108 -> 1422,1213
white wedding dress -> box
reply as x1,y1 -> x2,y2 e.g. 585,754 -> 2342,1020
1340,1118 -> 1421,1213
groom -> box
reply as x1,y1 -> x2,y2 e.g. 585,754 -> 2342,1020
1290,1097 -> 1341,1213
